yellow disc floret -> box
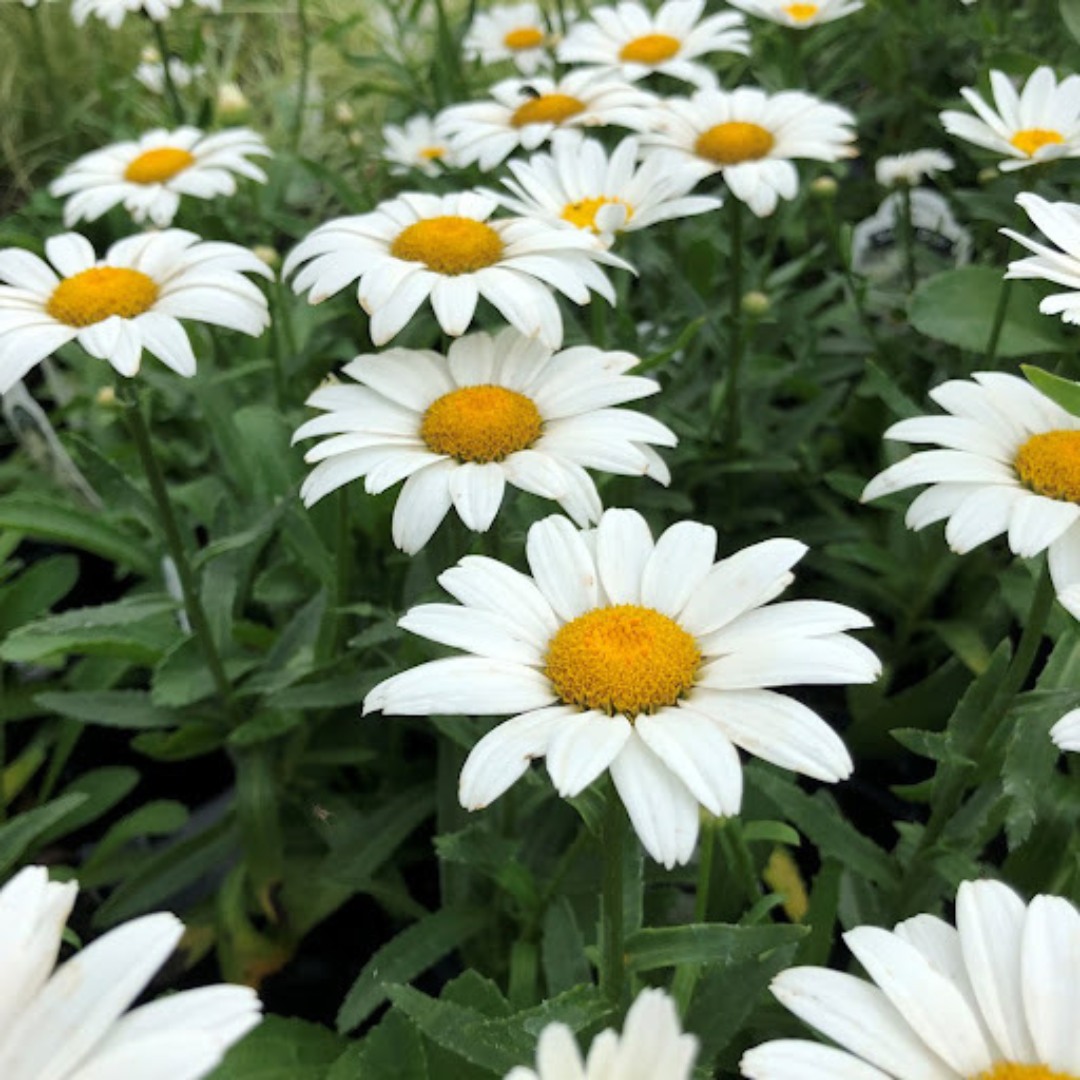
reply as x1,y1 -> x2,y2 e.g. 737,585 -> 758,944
560,195 -> 633,233
545,604 -> 702,718
390,216 -> 504,275
1015,430 -> 1080,504
1010,128 -> 1065,157
695,122 -> 775,165
504,26 -> 545,49
421,385 -> 543,463
971,1063 -> 1079,1080
419,146 -> 447,160
124,147 -> 197,184
783,2 -> 820,20
619,33 -> 681,64
512,93 -> 587,128
46,267 -> 159,328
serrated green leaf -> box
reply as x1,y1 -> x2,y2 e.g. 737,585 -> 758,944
208,1016 -> 346,1080
624,922 -> 805,972
35,690 -> 182,729
330,1012 -> 427,1080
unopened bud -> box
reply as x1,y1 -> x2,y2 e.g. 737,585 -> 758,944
810,175 -> 838,199
741,290 -> 770,317
348,129 -> 364,148
252,244 -> 280,270
977,166 -> 999,186
96,386 -> 117,407
141,45 -> 161,63
216,81 -> 250,120
333,101 -> 356,125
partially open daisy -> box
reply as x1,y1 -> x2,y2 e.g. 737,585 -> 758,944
557,0 -> 748,91
383,115 -> 460,177
294,330 -> 674,552
283,192 -> 628,348
1003,193 -> 1080,325
50,127 -> 271,228
744,880 -> 1080,1080
0,230 -> 272,391
0,865 -> 260,1080
506,989 -> 698,1080
862,372 -> 1080,619
491,132 -> 722,246
364,508 -> 878,868
644,87 -> 857,217
441,71 -> 655,171
464,2 -> 553,75
876,149 -> 955,187
71,0 -> 218,28
725,0 -> 863,28
135,56 -> 204,95
941,67 -> 1080,171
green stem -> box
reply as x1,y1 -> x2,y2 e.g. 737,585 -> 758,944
292,0 -> 311,153
983,277 -> 1013,371
899,184 -> 917,293
29,4 -> 59,109
151,21 -> 185,125
723,197 -> 745,451
670,818 -> 717,1014
599,787 -> 627,1005
824,199 -> 886,360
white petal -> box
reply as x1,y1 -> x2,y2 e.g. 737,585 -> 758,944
526,514 -> 600,621
545,711 -> 633,797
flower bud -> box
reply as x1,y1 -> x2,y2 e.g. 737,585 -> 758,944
216,81 -> 250,121
810,175 -> 838,199
741,290 -> 770,318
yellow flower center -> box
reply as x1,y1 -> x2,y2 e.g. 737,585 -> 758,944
1014,430 -> 1080,504
419,146 -> 446,160
695,122 -> 775,165
123,147 -> 196,184
512,93 -> 587,127
560,195 -> 633,233
783,2 -> 820,20
390,216 -> 504,276
619,32 -> 682,64
45,267 -> 159,328
545,604 -> 702,717
972,1064 -> 1079,1080
1010,128 -> 1065,157
420,384 -> 543,462
504,26 -> 545,49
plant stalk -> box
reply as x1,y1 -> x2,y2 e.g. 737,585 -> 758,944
151,21 -> 185,125
600,787 -> 628,1005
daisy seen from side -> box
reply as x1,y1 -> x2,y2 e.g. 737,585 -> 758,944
71,0 -> 218,28
1003,193 -> 1080,325
875,149 -> 955,187
364,508 -> 879,868
725,0 -> 863,28
0,230 -> 272,391
135,56 -> 204,95
464,2 -> 554,75
382,115 -> 460,177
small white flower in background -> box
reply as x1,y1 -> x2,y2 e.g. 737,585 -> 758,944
293,328 -> 675,552
1051,708 -> 1080,751
643,86 -> 857,217
743,880 -> 1080,1080
0,230 -> 272,391
364,508 -> 878,868
0,866 -> 260,1080
875,148 -> 955,187
862,371 -> 1080,620
50,127 -> 271,228
940,66 -> 1080,171
557,0 -> 749,91
1003,193 -> 1080,325
725,0 -> 863,27
505,989 -> 698,1080
382,115 -> 460,177
440,71 -> 655,172
464,2 -> 553,75
71,0 -> 219,28
135,57 -> 205,94
283,191 -> 630,349
490,132 -> 723,245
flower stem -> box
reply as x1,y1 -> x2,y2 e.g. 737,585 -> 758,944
599,786 -> 627,1005
983,277 -> 1013,371
723,196 -> 745,451
898,184 -> 917,293
670,817 -> 717,1014
291,0 -> 311,154
151,21 -> 185,125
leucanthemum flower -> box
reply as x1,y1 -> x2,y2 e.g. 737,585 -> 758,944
0,230 -> 272,392
383,115 -> 460,177
490,132 -> 723,246
1051,708 -> 1080,751
364,508 -> 878,868
506,989 -> 698,1080
283,191 -> 628,349
644,87 -> 857,217
441,71 -> 655,171
743,880 -> 1080,1080
135,57 -> 204,95
50,127 -> 271,228
1003,193 -> 1080,325
725,0 -> 863,28
71,0 -> 218,28
875,149 -> 955,187
464,2 -> 553,75
862,372 -> 1080,619
556,0 -> 749,91
0,865 -> 260,1080
940,67 -> 1080,171
294,329 -> 675,553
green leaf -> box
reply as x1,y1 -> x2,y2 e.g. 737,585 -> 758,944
1022,364 -> 1080,418
36,766 -> 140,847
0,793 -> 89,876
34,690 -> 182,729
1062,0 -> 1080,43
330,1012 -> 428,1080
624,922 -> 805,972
541,897 -> 590,996
0,555 -> 79,638
208,1016 -> 346,1080
79,801 -> 190,885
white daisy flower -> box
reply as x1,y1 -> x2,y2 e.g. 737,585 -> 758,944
725,0 -> 863,28
490,132 -> 723,245
875,149 -> 955,187
506,989 -> 698,1080
294,329 -> 675,552
0,230 -> 272,392
0,865 -> 260,1080
283,191 -> 629,349
556,0 -> 748,90
1003,193 -> 1080,326
71,0 -> 218,28
743,880 -> 1080,1080
862,372 -> 1080,620
364,508 -> 878,868
643,86 -> 857,217
1051,708 -> 1080,751
441,71 -> 655,171
50,127 -> 271,229
940,67 -> 1080,171
135,57 -> 204,94
383,115 -> 461,177
464,2 -> 553,76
